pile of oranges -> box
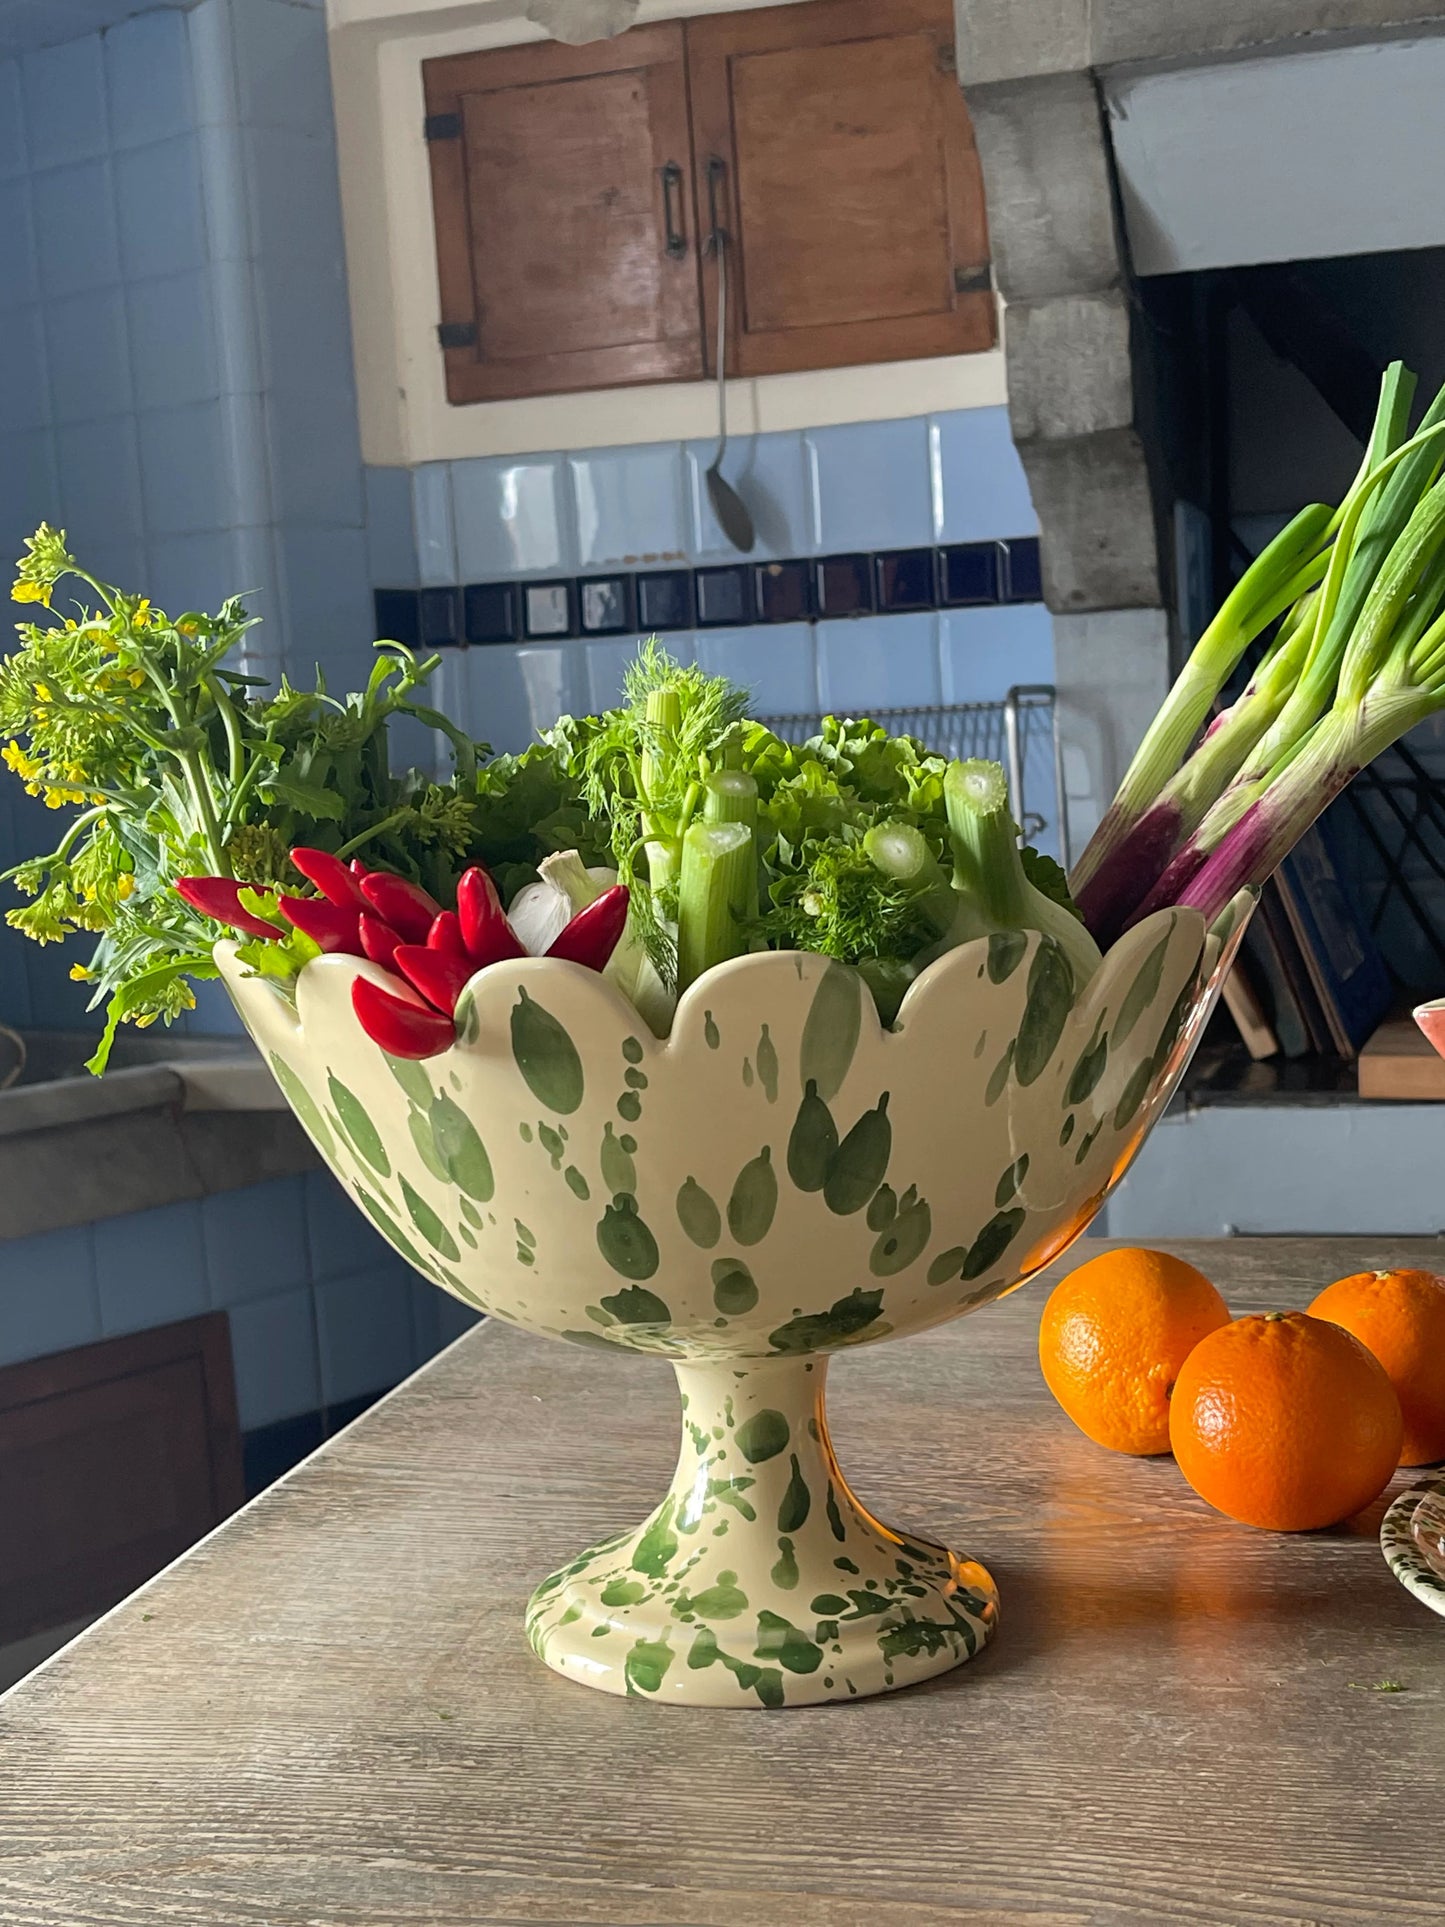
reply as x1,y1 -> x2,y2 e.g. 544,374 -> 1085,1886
1039,1248 -> 1445,1530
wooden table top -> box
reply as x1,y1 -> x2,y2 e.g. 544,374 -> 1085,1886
4,1237 -> 1444,1927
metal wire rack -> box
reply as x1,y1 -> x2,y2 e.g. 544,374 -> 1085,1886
754,684 -> 1068,867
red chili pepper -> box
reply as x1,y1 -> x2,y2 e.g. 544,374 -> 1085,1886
351,977 -> 454,1059
457,865 -> 526,965
350,858 -> 368,877
278,895 -> 363,956
392,944 -> 475,1016
359,913 -> 403,967
175,876 -> 284,941
427,910 -> 468,958
546,884 -> 630,971
289,846 -> 368,912
358,871 -> 442,944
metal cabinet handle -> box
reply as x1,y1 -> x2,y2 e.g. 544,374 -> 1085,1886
705,153 -> 728,252
660,162 -> 687,260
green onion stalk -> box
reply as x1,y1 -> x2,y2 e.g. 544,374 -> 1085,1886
1074,365 -> 1445,944
944,761 -> 1103,986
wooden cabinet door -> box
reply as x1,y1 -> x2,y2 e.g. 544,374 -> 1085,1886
685,0 -> 995,378
424,28 -> 704,404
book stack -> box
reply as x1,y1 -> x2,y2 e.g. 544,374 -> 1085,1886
1220,819 -> 1394,1065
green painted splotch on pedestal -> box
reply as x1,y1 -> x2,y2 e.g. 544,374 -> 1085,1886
525,1355 -> 998,1706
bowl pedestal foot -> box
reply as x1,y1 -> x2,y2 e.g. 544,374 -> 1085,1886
526,1353 -> 998,1706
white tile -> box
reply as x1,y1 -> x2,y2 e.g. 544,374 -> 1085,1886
48,285 -> 131,423
106,7 -> 195,152
115,135 -> 207,282
451,453 -> 572,579
227,1286 -> 321,1429
937,603 -> 1056,704
126,268 -> 220,411
315,1260 -> 417,1406
364,465 -> 417,586
204,1176 -> 310,1308
685,429 -> 809,561
568,442 -> 688,568
469,643 -> 585,754
411,462 -> 455,585
95,1201 -> 207,1336
931,405 -> 1038,542
33,159 -> 120,296
815,612 -> 941,713
804,418 -> 933,552
694,625 -> 817,717
0,1225 -> 98,1367
22,34 -> 107,171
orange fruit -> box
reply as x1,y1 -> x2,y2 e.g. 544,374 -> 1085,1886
1169,1312 -> 1402,1530
1039,1247 -> 1230,1455
1308,1268 -> 1445,1466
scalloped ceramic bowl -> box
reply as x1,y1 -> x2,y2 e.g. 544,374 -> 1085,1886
1415,997 -> 1445,1061
218,898 -> 1247,1708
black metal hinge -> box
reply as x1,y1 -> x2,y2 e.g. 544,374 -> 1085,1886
437,321 -> 477,350
937,41 -> 957,74
424,112 -> 461,141
953,264 -> 993,295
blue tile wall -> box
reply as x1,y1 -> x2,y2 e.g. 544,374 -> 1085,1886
105,8 -> 194,152
0,1224 -> 99,1368
806,418 -> 934,551
686,429 -> 809,562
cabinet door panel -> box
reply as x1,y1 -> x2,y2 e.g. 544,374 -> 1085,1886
687,0 -> 995,377
425,30 -> 703,404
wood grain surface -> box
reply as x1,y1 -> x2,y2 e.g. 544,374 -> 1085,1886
2,1238 -> 1443,1927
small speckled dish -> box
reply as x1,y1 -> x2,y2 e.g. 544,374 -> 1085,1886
1381,1477 -> 1445,1617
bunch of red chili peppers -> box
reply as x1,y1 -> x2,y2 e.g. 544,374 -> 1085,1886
176,848 -> 629,1059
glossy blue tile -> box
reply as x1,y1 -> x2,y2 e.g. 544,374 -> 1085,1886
636,569 -> 693,632
194,118 -> 249,264
276,524 -> 372,669
115,135 -> 207,282
522,580 -> 574,640
186,0 -> 233,129
421,586 -> 460,647
685,429 -> 809,561
306,1170 -> 391,1283
412,463 -> 455,585
95,1200 -> 208,1336
1002,536 -> 1044,602
0,60 -> 24,180
931,405 -> 1039,542
49,285 -> 131,423
814,553 -> 873,619
34,159 -> 120,296
468,643 -> 585,754
0,304 -> 48,433
579,575 -> 634,636
227,1285 -> 322,1429
203,1176 -> 309,1308
569,443 -> 688,569
451,453 -> 572,579
815,612 -> 941,713
22,34 -> 107,170
0,178 -> 38,309
373,587 -> 420,649
874,549 -> 937,613
805,418 -> 932,553
267,383 -> 364,529
435,1293 -> 482,1346
127,270 -> 218,412
233,0 -> 333,135
754,558 -> 811,624
244,125 -> 346,265
23,937 -> 101,1029
138,399 -> 230,534
57,414 -> 143,545
695,625 -> 817,716
106,7 -> 194,151
0,1224 -> 98,1368
364,466 -> 417,586
940,541 -> 1000,606
146,530 -> 240,619
583,637 -> 654,712
695,565 -> 751,627
210,252 -> 263,394
937,603 -> 1056,704
254,235 -> 354,400
187,980 -> 247,1034
315,1260 -> 416,1406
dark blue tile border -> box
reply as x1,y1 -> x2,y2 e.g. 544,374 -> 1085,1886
375,537 -> 1043,647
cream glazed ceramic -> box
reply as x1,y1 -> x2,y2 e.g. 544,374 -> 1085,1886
218,899 -> 1246,1708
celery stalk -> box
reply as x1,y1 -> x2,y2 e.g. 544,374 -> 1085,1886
676,820 -> 754,990
702,769 -> 759,928
641,685 -> 683,895
862,820 -> 957,937
945,760 -> 1102,985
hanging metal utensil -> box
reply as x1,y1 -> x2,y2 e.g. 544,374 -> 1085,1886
702,157 -> 755,554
